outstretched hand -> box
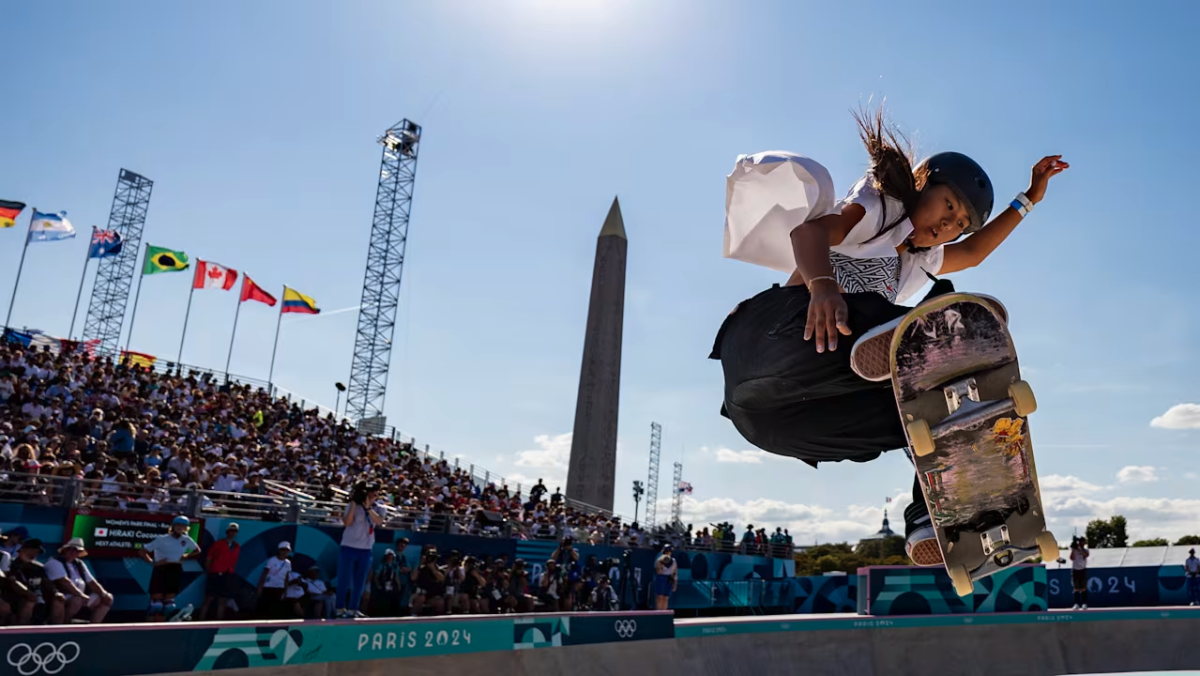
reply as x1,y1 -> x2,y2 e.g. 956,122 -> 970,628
1025,155 -> 1069,204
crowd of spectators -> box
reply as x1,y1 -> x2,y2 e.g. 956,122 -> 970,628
0,337 -> 795,624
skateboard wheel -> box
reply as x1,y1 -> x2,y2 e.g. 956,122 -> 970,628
1037,531 -> 1059,561
1009,380 -> 1037,417
948,564 -> 974,597
907,419 -> 935,457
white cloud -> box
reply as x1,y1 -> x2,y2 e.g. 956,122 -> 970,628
500,433 -> 572,491
1040,474 -> 1105,494
1034,473 -> 1200,542
1116,466 -> 1159,484
1151,404 -> 1200,429
714,447 -> 771,464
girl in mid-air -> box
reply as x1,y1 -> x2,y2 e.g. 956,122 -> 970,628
710,107 -> 1068,565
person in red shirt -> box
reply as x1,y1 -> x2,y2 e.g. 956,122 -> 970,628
201,523 -> 241,620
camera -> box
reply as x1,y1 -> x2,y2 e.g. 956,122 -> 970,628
349,479 -> 380,505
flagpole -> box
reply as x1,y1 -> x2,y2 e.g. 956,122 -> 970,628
224,281 -> 245,379
4,209 -> 35,330
124,243 -> 148,353
69,227 -> 95,340
177,281 -> 197,365
267,295 -> 284,395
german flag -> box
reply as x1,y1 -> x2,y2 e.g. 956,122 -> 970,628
0,200 -> 25,228
143,245 -> 190,275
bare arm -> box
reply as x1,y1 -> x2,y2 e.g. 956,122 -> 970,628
342,504 -> 356,527
784,205 -> 865,287
784,204 -> 866,353
941,155 -> 1069,275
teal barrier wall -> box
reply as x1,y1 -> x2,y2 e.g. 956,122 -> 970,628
856,565 -> 1047,615
0,611 -> 675,675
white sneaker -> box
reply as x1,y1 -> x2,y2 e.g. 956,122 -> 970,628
849,294 -> 1009,382
905,517 -> 942,567
1071,604 -> 1080,610
1081,604 -> 1088,610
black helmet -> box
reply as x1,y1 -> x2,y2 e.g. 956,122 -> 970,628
920,152 -> 993,234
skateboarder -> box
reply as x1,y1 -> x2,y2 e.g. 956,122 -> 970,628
711,106 -> 1068,566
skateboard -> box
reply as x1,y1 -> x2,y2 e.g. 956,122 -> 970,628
890,292 -> 1058,597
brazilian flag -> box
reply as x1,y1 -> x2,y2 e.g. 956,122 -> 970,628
143,245 -> 189,275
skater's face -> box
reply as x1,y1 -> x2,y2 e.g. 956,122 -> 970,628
908,184 -> 973,248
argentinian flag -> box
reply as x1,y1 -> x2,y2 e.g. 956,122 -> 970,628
27,210 -> 76,242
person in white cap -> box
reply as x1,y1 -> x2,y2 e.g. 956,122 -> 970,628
45,537 -> 113,623
256,541 -> 292,619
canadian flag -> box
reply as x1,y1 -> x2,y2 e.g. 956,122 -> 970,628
194,260 -> 238,291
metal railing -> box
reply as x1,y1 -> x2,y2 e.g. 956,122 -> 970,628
0,471 -> 793,558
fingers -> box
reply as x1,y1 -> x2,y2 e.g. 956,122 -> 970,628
836,301 -> 852,335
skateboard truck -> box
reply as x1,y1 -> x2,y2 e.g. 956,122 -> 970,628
943,377 -> 980,415
980,524 -> 1011,558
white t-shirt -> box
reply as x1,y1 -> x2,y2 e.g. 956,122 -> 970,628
284,572 -> 305,599
723,152 -> 944,304
262,557 -> 291,588
45,557 -> 96,590
828,175 -> 944,304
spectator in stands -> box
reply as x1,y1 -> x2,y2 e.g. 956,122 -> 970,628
201,523 -> 241,621
653,544 -> 678,611
7,539 -> 64,625
256,542 -> 292,619
45,538 -> 112,624
1185,548 -> 1200,606
336,479 -> 385,619
139,515 -> 202,621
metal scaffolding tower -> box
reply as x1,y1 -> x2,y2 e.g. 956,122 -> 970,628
645,422 -> 662,528
671,461 -> 684,529
82,169 -> 153,353
346,119 -> 422,429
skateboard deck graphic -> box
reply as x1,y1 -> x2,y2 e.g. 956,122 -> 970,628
890,293 -> 1057,596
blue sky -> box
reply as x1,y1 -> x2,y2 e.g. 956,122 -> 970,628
4,0 -> 1199,544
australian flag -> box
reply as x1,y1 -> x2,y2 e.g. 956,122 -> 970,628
88,228 -> 123,259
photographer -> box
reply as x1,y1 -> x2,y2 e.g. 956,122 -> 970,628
653,544 -> 678,611
537,559 -> 561,611
590,576 -> 618,612
551,536 -> 580,610
336,480 -> 385,619
409,546 -> 446,616
460,556 -> 487,614
1069,537 -> 1090,610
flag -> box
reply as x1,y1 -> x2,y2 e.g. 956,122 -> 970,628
88,229 -> 123,259
120,350 -> 157,369
194,260 -> 237,291
677,481 -> 693,495
27,210 -> 75,242
240,276 -> 277,306
144,245 -> 189,274
0,200 -> 25,228
885,497 -> 892,504
281,286 -> 319,314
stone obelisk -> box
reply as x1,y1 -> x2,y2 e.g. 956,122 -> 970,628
565,196 -> 627,512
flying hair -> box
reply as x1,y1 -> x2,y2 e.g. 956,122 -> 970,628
852,105 -> 931,245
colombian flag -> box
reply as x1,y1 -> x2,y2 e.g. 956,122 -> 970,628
281,286 -> 320,315
0,200 -> 26,228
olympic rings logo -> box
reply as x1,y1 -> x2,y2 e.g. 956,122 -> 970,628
7,642 -> 81,675
614,619 -> 638,639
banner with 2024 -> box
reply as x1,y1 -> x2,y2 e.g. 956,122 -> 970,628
0,612 -> 674,676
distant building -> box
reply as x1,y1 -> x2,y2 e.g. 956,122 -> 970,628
859,510 -> 896,542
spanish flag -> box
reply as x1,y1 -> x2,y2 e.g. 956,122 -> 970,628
281,286 -> 320,315
121,350 -> 157,369
0,200 -> 25,228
